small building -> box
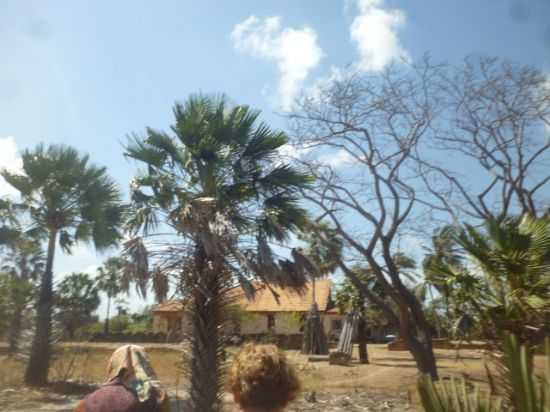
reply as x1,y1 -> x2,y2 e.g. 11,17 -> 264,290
152,279 -> 344,342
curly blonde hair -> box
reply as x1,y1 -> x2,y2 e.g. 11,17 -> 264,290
230,343 -> 300,412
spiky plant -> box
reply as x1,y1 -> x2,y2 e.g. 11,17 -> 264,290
124,95 -> 313,412
1,144 -> 124,386
418,334 -> 549,411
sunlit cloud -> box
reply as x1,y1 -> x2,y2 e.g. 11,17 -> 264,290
318,149 -> 356,168
350,0 -> 410,72
232,16 -> 323,110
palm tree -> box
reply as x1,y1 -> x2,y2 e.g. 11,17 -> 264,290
422,226 -> 464,322
1,235 -> 45,353
1,144 -> 123,386
124,95 -> 312,412
452,215 -> 550,346
298,222 -> 342,355
95,257 -> 128,335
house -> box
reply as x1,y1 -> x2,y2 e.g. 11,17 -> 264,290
152,279 -> 344,341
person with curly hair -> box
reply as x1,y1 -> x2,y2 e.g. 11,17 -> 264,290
230,343 -> 300,412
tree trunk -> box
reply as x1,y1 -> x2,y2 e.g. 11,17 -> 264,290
398,306 -> 438,380
357,315 -> 369,364
24,229 -> 57,386
104,295 -> 111,335
188,246 -> 224,412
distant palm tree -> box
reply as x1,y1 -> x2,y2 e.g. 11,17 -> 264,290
95,257 -> 129,335
422,227 -> 464,320
1,235 -> 45,353
125,95 -> 312,412
1,144 -> 124,386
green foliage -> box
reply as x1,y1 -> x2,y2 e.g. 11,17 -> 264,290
74,321 -> 104,340
0,272 -> 35,336
108,314 -> 131,334
125,95 -> 312,241
96,257 -> 128,298
418,334 -> 550,412
1,144 -> 124,384
1,144 -> 124,251
418,375 -> 502,411
451,216 -> 550,344
298,222 -> 343,277
124,95 -> 314,291
501,334 -> 549,412
54,272 -> 100,339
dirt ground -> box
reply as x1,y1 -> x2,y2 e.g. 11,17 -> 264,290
0,343 -> 544,411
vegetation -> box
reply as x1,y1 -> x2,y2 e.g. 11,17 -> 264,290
124,95 -> 313,411
0,54 -> 547,410
1,144 -> 124,386
95,257 -> 129,335
54,272 -> 100,339
451,216 -> 550,347
1,234 -> 44,352
334,267 -> 374,364
418,334 -> 549,411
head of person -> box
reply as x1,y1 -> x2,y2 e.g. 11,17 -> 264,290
230,343 -> 300,412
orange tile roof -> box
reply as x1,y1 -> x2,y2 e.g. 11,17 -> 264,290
153,279 -> 333,313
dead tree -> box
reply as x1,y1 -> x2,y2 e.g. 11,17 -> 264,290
417,56 -> 550,222
289,61 -> 443,379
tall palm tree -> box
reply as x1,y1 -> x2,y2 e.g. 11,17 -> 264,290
95,257 -> 128,335
1,144 -> 124,386
1,235 -> 45,353
125,95 -> 312,412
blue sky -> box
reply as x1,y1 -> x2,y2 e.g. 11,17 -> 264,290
1,0 -> 549,315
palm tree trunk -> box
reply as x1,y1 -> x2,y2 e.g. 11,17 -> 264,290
188,246 -> 225,412
24,229 -> 57,386
104,295 -> 111,335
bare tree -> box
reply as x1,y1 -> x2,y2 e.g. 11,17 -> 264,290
289,61 -> 443,379
418,57 -> 550,221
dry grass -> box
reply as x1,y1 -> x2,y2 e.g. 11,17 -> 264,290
0,343 -> 546,409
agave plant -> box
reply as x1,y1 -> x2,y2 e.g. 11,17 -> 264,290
418,334 -> 549,412
124,95 -> 314,412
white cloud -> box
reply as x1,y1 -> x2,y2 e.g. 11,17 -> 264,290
0,136 -> 23,198
318,149 -> 356,168
231,16 -> 323,110
306,65 -> 348,103
277,142 -> 313,160
350,0 -> 409,72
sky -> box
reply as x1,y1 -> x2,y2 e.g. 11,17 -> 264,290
1,0 -> 549,316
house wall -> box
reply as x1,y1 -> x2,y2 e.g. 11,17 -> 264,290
154,310 -> 344,337
240,312 -> 342,335
153,312 -> 182,334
